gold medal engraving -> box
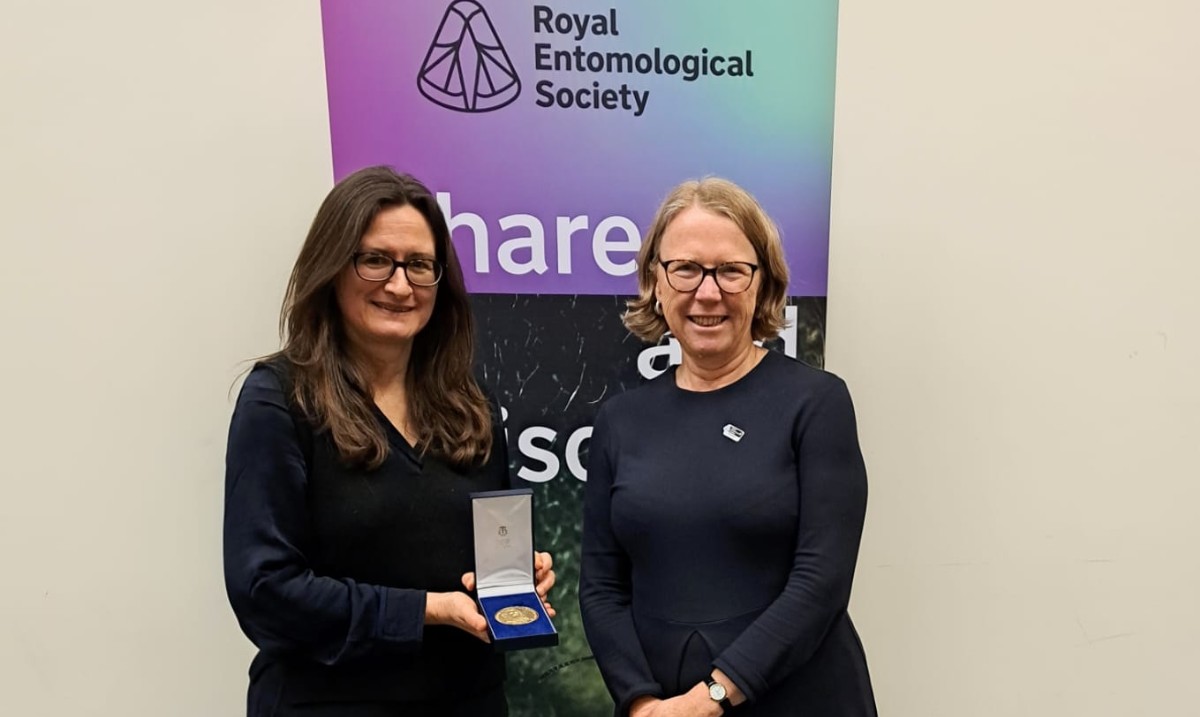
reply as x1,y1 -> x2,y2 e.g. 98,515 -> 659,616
494,605 -> 539,626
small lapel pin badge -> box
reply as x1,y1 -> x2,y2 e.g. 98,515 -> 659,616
722,424 -> 745,442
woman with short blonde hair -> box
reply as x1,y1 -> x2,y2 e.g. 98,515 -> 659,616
581,177 -> 876,717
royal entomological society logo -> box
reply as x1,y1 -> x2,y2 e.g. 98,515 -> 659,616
418,1 -> 522,112
418,2 -> 756,117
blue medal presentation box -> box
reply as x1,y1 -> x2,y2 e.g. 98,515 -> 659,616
471,488 -> 558,650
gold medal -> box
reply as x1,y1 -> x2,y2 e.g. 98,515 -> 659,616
494,605 -> 539,626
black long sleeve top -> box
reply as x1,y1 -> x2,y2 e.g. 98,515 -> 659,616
223,362 -> 508,708
579,350 -> 876,716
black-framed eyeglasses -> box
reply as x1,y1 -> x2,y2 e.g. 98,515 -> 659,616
352,252 -> 444,286
658,259 -> 758,294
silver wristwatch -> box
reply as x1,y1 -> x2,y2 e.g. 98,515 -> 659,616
704,676 -> 732,711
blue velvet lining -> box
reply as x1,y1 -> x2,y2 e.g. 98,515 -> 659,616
480,592 -> 556,642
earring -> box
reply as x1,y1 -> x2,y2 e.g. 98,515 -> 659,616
653,300 -> 663,315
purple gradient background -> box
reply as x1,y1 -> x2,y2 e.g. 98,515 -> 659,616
321,1 -> 838,296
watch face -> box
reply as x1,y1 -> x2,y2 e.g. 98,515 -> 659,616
709,682 -> 728,701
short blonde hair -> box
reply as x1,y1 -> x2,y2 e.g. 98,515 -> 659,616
624,177 -> 790,342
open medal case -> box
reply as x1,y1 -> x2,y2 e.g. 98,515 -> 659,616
470,488 -> 559,650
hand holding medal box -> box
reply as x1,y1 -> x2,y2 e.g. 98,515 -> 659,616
470,489 -> 559,650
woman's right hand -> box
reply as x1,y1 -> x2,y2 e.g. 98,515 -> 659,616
628,695 -> 661,717
629,689 -> 723,717
425,591 -> 491,642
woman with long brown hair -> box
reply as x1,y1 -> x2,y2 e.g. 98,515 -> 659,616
223,166 -> 554,716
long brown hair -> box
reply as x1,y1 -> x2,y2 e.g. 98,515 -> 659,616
274,166 -> 492,468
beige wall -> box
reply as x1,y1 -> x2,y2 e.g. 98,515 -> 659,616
1,1 -> 1196,715
828,1 -> 1200,714
0,3 -> 331,714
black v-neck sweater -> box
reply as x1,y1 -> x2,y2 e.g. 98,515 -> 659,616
223,360 -> 509,708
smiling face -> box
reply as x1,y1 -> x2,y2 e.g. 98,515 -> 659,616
334,204 -> 438,355
655,204 -> 760,365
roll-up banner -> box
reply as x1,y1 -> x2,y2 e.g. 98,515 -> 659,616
321,2 -> 838,713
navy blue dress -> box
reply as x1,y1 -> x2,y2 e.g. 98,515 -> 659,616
580,350 -> 876,716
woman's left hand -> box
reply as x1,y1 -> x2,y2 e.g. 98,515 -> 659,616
534,551 -> 557,618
